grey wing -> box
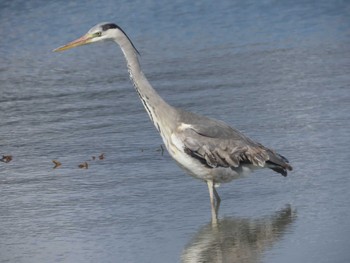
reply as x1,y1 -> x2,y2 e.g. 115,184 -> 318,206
176,116 -> 292,175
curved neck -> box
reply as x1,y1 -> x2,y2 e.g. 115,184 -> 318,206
112,32 -> 177,137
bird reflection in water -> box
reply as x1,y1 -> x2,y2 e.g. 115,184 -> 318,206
182,206 -> 296,263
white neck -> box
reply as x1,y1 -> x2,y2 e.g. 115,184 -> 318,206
112,31 -> 177,141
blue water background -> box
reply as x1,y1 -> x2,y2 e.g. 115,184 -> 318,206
0,1 -> 349,262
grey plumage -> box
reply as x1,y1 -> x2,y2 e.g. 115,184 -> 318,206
54,22 -> 293,221
175,109 -> 292,175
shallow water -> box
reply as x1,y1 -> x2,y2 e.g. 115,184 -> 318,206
1,1 -> 350,262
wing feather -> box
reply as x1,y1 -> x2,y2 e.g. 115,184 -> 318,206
175,115 -> 292,176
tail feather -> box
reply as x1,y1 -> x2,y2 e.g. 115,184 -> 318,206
266,152 -> 293,177
268,164 -> 288,177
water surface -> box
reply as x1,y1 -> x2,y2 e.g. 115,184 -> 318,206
1,1 -> 349,262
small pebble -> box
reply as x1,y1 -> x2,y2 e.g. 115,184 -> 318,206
78,162 -> 89,169
1,155 -> 13,163
52,160 -> 62,169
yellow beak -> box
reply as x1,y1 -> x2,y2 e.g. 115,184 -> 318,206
53,34 -> 93,52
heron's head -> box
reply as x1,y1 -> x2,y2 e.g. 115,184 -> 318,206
54,22 -> 125,52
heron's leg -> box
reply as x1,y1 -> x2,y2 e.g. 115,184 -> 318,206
213,184 -> 221,220
213,186 -> 221,205
207,180 -> 219,223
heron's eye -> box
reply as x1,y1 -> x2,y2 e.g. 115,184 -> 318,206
94,32 -> 102,37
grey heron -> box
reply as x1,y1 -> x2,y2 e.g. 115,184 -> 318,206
54,23 -> 292,220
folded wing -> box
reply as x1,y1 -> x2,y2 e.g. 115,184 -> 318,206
175,112 -> 292,176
